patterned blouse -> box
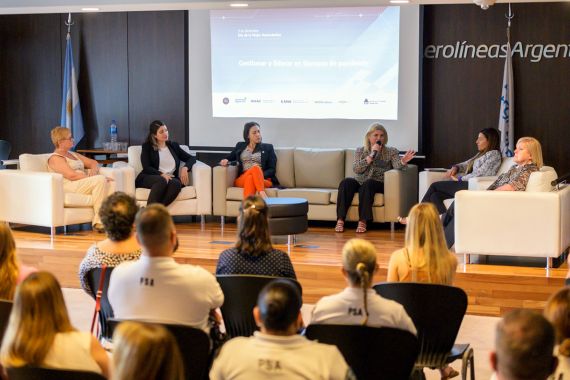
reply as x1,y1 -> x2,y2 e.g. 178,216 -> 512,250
454,150 -> 502,181
240,149 -> 262,172
353,146 -> 405,184
487,163 -> 539,191
216,248 -> 297,279
78,244 -> 142,297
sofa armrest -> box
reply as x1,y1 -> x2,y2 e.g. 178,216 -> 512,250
0,171 -> 65,227
467,176 -> 498,191
384,164 -> 418,222
213,165 -> 238,216
418,170 -> 448,202
191,160 -> 212,216
454,188 -> 569,257
99,166 -> 136,196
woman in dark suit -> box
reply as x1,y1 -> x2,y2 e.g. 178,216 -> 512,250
219,121 -> 278,199
135,120 -> 196,206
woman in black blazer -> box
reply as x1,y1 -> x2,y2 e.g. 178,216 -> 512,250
219,122 -> 278,199
135,120 -> 196,206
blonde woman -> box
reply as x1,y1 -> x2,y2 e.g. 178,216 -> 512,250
0,271 -> 109,377
387,203 -> 457,284
0,222 -> 37,300
47,126 -> 108,232
311,239 -> 416,334
335,123 -> 415,233
112,321 -> 184,380
544,287 -> 570,380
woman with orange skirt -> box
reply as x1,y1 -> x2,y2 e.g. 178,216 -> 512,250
219,122 -> 279,199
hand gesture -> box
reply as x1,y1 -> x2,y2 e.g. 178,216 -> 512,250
445,166 -> 458,178
401,150 -> 416,164
161,173 -> 173,182
179,166 -> 189,186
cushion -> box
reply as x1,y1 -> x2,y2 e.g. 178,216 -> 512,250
135,185 -> 196,201
275,148 -> 295,188
226,187 -> 278,201
525,166 -> 557,192
294,148 -> 345,189
277,188 -> 332,205
19,153 -> 51,172
344,149 -> 356,177
330,190 -> 384,206
64,193 -> 93,207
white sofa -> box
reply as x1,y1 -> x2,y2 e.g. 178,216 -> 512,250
127,145 -> 212,219
213,147 -> 418,228
0,153 -> 133,236
454,166 -> 570,268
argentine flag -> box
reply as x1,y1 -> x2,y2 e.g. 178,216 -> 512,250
60,32 -> 84,149
498,32 -> 514,157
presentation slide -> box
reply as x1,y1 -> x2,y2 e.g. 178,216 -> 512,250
210,7 -> 400,120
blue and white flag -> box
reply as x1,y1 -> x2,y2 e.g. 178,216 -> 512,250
498,29 -> 514,157
60,32 -> 84,149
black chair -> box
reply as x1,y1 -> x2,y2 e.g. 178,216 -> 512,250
216,274 -> 302,338
107,318 -> 211,380
7,366 -> 106,380
0,299 -> 13,345
373,282 -> 474,380
0,140 -> 11,169
85,267 -> 115,340
305,324 -> 419,380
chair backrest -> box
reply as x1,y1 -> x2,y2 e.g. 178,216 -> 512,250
526,166 -> 557,192
305,324 -> 418,380
373,282 -> 467,369
107,318 -> 210,380
85,267 -> 115,340
18,153 -> 52,172
216,274 -> 303,338
0,140 -> 11,169
7,366 -> 106,380
0,299 -> 13,346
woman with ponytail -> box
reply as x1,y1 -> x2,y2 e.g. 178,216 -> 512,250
215,195 -> 296,279
310,239 -> 416,334
544,287 -> 570,380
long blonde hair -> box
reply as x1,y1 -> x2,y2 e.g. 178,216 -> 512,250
113,321 -> 184,380
0,222 -> 19,300
363,123 -> 388,152
517,137 -> 543,168
342,239 -> 377,326
404,203 -> 454,285
0,271 -> 74,368
544,287 -> 570,357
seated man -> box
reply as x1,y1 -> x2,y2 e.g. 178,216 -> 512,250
210,280 -> 355,380
108,204 -> 223,333
490,309 -> 557,380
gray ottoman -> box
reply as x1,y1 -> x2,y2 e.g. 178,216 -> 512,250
266,197 -> 308,245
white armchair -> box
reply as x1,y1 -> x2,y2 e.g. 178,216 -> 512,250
127,145 -> 211,219
454,167 -> 570,268
0,153 -> 134,236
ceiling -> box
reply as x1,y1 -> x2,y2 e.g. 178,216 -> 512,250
0,0 -> 567,14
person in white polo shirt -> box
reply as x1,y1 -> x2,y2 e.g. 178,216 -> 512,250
310,238 -> 416,335
210,280 -> 355,380
108,204 -> 224,333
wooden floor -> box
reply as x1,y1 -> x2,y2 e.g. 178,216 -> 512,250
12,221 -> 568,317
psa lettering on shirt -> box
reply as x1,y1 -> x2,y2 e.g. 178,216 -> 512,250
139,277 -> 154,287
258,359 -> 282,372
348,307 -> 363,316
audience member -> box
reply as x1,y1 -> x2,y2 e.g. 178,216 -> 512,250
544,288 -> 570,380
219,121 -> 278,199
210,279 -> 355,380
310,239 -> 416,334
78,192 -> 142,297
0,222 -> 37,300
0,272 -> 109,377
490,309 -> 556,380
388,203 -> 457,284
216,195 -> 296,279
112,321 -> 184,380
136,120 -> 197,206
335,122 -> 415,233
108,204 -> 223,333
47,126 -> 108,232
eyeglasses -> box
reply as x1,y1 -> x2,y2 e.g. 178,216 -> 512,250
60,137 -> 75,141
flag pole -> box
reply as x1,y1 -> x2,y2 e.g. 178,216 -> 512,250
65,12 -> 73,36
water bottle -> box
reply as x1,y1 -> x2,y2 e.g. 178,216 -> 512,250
109,120 -> 118,144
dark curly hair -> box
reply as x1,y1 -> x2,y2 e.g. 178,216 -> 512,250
99,192 -> 139,242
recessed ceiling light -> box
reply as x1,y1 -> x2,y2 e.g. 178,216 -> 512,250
81,7 -> 100,11
230,3 -> 249,7
390,0 -> 410,3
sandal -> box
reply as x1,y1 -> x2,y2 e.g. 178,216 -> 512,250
335,220 -> 345,233
440,366 -> 459,380
397,216 -> 408,225
356,221 -> 367,233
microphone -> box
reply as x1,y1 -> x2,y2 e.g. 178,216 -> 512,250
551,172 -> 570,187
370,140 -> 382,159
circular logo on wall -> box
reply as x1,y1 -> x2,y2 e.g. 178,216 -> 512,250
222,97 -> 229,105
